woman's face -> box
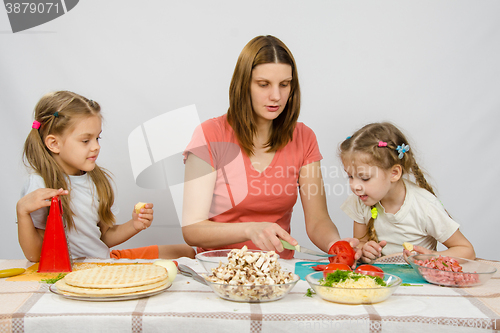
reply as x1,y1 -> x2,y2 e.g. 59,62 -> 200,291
250,63 -> 292,124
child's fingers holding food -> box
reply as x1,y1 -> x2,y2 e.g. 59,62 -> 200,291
134,202 -> 147,214
134,202 -> 154,214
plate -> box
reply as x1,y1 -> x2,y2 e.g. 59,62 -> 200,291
49,283 -> 170,302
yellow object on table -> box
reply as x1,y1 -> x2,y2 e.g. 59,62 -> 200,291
0,268 -> 26,278
6,262 -> 145,282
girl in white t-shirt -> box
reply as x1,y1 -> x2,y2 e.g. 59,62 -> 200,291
339,122 -> 475,263
16,91 -> 195,262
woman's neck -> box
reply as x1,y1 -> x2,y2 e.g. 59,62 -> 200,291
253,119 -> 272,149
380,180 -> 406,214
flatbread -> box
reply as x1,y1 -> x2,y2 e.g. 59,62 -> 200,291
55,278 -> 170,296
55,281 -> 170,297
63,264 -> 168,288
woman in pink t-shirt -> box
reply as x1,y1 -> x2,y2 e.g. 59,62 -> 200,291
182,35 -> 359,259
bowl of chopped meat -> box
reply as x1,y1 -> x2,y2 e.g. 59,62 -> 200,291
196,246 -> 299,302
407,254 -> 497,287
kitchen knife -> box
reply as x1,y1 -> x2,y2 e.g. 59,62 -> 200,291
280,240 -> 335,258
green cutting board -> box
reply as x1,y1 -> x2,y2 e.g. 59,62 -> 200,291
295,261 -> 427,284
372,264 -> 427,284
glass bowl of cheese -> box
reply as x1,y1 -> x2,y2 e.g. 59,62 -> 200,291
306,270 -> 402,304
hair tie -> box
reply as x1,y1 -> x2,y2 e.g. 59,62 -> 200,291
53,112 -> 59,118
378,141 -> 387,147
32,120 -> 41,129
396,144 -> 410,159
371,207 -> 378,219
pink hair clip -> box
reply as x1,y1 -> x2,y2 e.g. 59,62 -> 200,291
32,120 -> 41,130
378,141 -> 387,147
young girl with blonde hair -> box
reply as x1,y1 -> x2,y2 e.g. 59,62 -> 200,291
339,122 -> 475,263
17,91 -> 195,262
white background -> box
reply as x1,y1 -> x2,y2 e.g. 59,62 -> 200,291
1,1 -> 498,260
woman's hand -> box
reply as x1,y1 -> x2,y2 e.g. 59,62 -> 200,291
340,237 -> 362,266
16,188 -> 68,217
245,222 -> 297,253
132,203 -> 154,231
360,240 -> 387,263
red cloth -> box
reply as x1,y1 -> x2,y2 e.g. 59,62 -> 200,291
110,245 -> 159,259
184,115 -> 322,259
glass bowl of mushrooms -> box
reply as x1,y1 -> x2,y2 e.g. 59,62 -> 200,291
196,247 -> 299,302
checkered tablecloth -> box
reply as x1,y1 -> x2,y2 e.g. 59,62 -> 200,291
1,256 -> 499,333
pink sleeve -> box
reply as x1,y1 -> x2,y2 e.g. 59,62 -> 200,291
300,123 -> 323,166
183,120 -> 216,167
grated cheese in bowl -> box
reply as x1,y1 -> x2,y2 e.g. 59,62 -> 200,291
306,270 -> 401,304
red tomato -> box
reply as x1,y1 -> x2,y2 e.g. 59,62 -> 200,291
328,240 -> 356,266
354,264 -> 384,278
311,265 -> 327,271
323,263 -> 352,278
325,263 -> 352,271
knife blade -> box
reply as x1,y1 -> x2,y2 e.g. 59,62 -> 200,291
280,240 -> 335,258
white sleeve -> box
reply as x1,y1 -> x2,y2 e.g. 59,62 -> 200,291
340,193 -> 372,225
19,174 -> 49,229
422,198 -> 460,243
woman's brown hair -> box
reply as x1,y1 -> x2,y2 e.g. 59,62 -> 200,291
339,122 -> 435,242
227,35 -> 301,156
23,91 -> 115,230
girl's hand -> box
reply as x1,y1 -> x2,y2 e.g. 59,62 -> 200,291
245,222 -> 297,253
403,245 -> 433,263
16,188 -> 68,216
132,203 -> 154,231
361,240 -> 387,263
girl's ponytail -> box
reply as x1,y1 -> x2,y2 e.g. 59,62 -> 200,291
365,214 -> 379,243
24,120 -> 73,228
89,166 -> 115,228
409,155 -> 436,196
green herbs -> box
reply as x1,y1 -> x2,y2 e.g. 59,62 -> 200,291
321,270 -> 355,286
320,270 -> 386,287
41,273 -> 66,284
305,288 -> 315,297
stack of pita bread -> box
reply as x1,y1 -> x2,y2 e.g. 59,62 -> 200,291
54,264 -> 170,297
